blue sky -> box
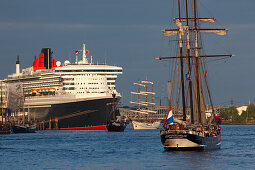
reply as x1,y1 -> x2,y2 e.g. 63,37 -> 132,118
0,0 -> 254,106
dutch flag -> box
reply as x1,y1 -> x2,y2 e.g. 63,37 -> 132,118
166,107 -> 173,124
163,107 -> 173,128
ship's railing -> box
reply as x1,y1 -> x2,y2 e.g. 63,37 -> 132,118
165,130 -> 188,133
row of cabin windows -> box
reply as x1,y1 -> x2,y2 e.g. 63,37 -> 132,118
56,70 -> 122,73
76,78 -> 103,80
63,87 -> 75,90
23,79 -> 61,84
63,83 -> 74,85
76,82 -> 101,85
24,81 -> 61,85
76,83 -> 105,85
61,74 -> 94,76
25,82 -> 61,87
77,91 -> 102,94
63,87 -> 101,91
107,78 -> 116,80
63,78 -> 74,81
60,74 -> 118,77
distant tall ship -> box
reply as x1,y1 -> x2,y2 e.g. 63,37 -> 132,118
106,93 -> 126,132
130,79 -> 161,130
1,44 -> 122,130
159,0 -> 232,151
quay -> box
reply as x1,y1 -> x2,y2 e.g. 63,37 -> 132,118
119,105 -> 239,122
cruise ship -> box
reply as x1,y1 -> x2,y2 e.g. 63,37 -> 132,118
1,44 -> 123,130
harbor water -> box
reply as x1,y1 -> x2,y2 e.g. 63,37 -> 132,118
1,125 -> 255,169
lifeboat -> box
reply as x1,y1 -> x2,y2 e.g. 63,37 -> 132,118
32,89 -> 38,93
49,88 -> 56,91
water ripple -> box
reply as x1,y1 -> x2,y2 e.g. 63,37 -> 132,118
0,125 -> 255,169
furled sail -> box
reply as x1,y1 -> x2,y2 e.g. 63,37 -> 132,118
195,29 -> 227,35
164,28 -> 227,37
174,18 -> 216,23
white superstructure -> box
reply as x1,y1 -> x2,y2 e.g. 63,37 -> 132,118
132,120 -> 161,130
3,44 -> 123,109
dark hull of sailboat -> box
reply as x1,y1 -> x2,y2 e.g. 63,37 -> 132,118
106,122 -> 126,132
12,125 -> 36,133
160,131 -> 221,151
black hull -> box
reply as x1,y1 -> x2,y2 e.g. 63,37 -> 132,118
106,122 -> 126,132
28,97 -> 118,130
160,131 -> 221,151
12,125 -> 36,133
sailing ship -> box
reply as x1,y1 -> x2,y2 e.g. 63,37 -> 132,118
106,93 -> 126,132
0,81 -> 11,135
7,81 -> 37,133
130,79 -> 161,130
12,124 -> 36,133
159,0 -> 232,151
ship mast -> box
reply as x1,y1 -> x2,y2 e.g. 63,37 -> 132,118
1,80 -> 3,123
178,0 -> 186,121
185,0 -> 194,124
82,44 -> 89,64
193,0 -> 203,124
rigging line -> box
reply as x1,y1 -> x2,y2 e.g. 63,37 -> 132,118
169,36 -> 176,83
176,82 -> 181,113
200,62 -> 215,122
170,39 -> 180,95
171,53 -> 178,108
175,57 -> 180,106
178,0 -> 187,121
170,57 -> 177,107
203,57 -> 230,63
198,0 -> 226,30
162,56 -> 230,65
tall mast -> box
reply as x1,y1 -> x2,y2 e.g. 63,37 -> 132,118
185,0 -> 194,124
178,0 -> 186,121
145,77 -> 148,106
82,44 -> 88,64
152,83 -> 154,108
138,82 -> 141,110
193,0 -> 202,123
1,80 -> 3,123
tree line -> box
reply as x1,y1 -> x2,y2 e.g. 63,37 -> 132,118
220,104 -> 255,122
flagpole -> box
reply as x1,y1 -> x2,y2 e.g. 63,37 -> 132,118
163,81 -> 174,129
163,106 -> 174,129
163,107 -> 171,128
